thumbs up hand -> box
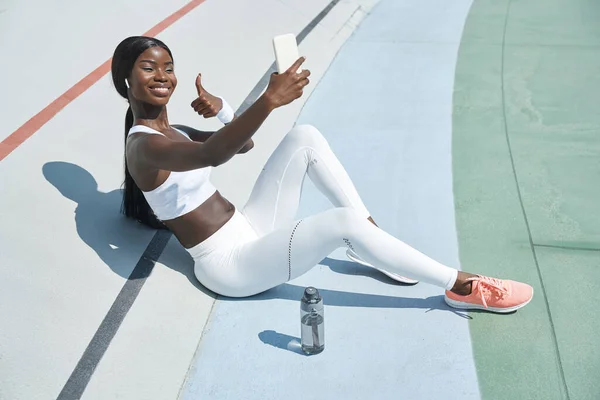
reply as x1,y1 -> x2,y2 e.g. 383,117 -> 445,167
190,74 -> 223,118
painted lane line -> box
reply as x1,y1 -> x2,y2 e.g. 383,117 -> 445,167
55,1 -> 342,399
0,0 -> 208,163
238,0 -> 340,115
56,230 -> 172,400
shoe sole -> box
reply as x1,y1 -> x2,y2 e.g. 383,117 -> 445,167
444,288 -> 534,314
346,251 -> 419,285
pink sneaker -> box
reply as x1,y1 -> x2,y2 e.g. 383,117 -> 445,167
445,275 -> 533,313
346,249 -> 419,285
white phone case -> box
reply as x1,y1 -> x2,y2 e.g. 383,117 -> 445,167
273,33 -> 300,74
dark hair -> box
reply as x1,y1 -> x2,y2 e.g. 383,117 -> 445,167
111,36 -> 172,230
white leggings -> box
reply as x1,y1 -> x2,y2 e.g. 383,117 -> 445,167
187,125 -> 459,297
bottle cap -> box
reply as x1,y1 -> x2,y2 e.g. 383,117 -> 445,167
302,286 -> 321,304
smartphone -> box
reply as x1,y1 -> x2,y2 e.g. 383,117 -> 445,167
273,33 -> 300,74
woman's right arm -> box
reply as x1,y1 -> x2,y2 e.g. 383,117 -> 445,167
133,57 -> 310,172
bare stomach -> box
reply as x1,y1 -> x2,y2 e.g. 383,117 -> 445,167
162,190 -> 236,249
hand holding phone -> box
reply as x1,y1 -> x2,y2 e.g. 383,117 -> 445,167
263,56 -> 311,109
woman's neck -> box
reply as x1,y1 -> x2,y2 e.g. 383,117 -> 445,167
131,101 -> 170,131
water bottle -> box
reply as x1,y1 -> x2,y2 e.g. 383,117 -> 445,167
300,286 -> 324,355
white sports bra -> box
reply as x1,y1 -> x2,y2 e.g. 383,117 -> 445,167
128,125 -> 217,221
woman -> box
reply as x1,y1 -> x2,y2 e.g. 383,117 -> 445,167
112,36 -> 533,313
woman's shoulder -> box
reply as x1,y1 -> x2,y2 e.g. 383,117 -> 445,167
129,125 -> 166,136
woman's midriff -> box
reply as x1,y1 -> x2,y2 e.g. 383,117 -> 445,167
162,190 -> 236,249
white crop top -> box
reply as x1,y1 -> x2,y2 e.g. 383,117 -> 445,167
128,125 -> 217,221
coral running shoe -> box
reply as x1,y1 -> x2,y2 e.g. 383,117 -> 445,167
445,275 -> 533,313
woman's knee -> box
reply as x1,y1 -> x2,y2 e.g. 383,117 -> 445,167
285,124 -> 329,148
323,207 -> 366,236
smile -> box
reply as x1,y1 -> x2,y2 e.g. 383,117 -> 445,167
148,86 -> 170,97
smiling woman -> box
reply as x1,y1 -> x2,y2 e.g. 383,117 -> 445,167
111,36 -> 176,229
130,49 -> 176,100
108,35 -> 534,314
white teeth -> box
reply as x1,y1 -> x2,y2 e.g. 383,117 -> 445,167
150,87 -> 169,96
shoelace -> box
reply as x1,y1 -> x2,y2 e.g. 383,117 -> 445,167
467,276 -> 509,308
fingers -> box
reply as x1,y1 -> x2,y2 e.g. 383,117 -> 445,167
264,58 -> 310,108
194,103 -> 213,116
191,95 -> 209,108
294,66 -> 310,91
191,96 -> 214,111
299,77 -> 310,88
200,105 -> 218,117
297,68 -> 311,79
198,109 -> 218,118
195,73 -> 204,95
195,103 -> 211,114
294,79 -> 309,99
195,108 -> 218,118
286,56 -> 306,74
191,96 -> 219,118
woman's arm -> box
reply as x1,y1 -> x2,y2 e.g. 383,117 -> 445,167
132,95 -> 272,171
171,125 -> 213,142
172,123 -> 254,154
132,57 -> 309,171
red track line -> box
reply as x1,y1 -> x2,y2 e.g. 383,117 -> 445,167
0,0 -> 207,162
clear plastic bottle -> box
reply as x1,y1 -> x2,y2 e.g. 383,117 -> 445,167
300,286 -> 324,355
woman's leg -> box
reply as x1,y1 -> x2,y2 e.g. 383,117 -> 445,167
241,124 -> 417,283
217,208 -> 533,313
218,208 -> 453,296
242,124 -> 370,235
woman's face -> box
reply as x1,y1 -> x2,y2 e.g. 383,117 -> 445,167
128,46 -> 177,106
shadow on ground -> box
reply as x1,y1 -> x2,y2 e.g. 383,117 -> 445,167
42,160 -> 211,295
258,330 -> 306,356
320,256 -> 417,285
222,283 -> 470,318
42,161 -> 474,315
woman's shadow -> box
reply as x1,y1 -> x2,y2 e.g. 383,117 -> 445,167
42,161 -> 207,292
42,161 -> 468,314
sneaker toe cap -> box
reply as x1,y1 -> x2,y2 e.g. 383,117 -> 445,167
507,280 -> 534,305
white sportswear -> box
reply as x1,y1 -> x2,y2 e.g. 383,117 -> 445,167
184,124 -> 459,297
127,125 -> 217,221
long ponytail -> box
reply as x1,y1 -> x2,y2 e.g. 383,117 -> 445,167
122,106 -> 167,229
112,36 -> 172,230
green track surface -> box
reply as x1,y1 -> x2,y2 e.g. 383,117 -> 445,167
453,0 -> 600,399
